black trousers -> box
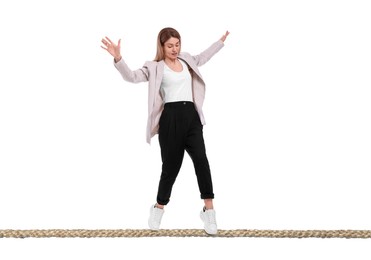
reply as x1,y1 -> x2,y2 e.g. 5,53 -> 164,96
156,101 -> 214,205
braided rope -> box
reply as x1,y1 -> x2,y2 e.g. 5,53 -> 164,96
1,229 -> 371,238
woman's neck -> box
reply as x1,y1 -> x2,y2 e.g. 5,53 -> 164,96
167,55 -> 180,61
164,58 -> 182,72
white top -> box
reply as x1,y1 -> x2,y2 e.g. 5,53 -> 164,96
160,59 -> 193,103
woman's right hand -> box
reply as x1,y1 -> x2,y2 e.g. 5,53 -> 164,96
101,36 -> 122,62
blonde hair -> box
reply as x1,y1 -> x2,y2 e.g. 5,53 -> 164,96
154,27 -> 181,61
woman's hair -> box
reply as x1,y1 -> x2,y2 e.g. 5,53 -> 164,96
154,27 -> 181,61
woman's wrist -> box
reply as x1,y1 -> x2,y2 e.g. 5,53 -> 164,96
114,55 -> 122,63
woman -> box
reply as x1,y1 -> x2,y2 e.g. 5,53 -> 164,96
101,27 -> 229,235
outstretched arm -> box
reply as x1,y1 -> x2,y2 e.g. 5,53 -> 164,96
190,31 -> 230,66
101,36 -> 148,83
101,36 -> 122,62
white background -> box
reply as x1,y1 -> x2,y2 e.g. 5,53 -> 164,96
1,0 -> 370,259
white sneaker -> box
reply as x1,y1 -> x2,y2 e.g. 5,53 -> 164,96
200,208 -> 218,235
148,204 -> 164,230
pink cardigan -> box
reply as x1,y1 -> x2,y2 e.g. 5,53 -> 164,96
114,40 -> 224,143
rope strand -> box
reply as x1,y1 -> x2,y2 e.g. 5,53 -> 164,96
1,229 -> 371,238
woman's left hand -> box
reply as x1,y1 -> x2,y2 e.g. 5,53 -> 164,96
220,31 -> 230,42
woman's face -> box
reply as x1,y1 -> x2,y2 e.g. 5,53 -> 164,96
163,37 -> 180,61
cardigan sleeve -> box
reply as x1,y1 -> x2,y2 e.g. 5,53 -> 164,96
191,40 -> 224,67
114,59 -> 149,83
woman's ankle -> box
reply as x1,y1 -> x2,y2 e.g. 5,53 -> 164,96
155,203 -> 164,209
204,199 -> 214,210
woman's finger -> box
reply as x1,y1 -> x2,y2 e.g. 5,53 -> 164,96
105,36 -> 114,44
